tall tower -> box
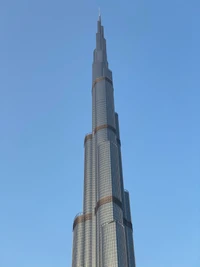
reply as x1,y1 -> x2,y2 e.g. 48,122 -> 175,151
72,15 -> 136,267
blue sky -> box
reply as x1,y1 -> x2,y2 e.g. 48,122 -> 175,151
0,0 -> 199,266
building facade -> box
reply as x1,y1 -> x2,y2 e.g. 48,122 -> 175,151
72,15 -> 136,267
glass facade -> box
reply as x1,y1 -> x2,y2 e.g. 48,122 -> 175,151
72,15 -> 136,267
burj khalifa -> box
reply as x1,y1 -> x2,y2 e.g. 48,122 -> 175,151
72,14 -> 136,267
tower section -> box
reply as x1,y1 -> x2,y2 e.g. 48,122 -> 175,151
92,16 -> 127,267
72,15 -> 136,267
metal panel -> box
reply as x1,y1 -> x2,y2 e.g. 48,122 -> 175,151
83,136 -> 93,213
72,221 -> 85,267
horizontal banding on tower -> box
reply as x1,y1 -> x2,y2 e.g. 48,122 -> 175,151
93,124 -> 116,135
73,213 -> 92,230
92,76 -> 113,89
84,133 -> 92,146
95,195 -> 122,214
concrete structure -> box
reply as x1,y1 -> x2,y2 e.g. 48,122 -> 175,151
72,15 -> 136,267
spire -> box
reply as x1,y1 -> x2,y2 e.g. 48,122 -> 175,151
98,7 -> 101,22
96,11 -> 106,52
92,11 -> 109,80
97,8 -> 102,35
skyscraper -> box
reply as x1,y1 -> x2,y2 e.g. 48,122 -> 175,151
72,14 -> 136,267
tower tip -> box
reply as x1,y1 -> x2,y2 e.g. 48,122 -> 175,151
98,7 -> 101,21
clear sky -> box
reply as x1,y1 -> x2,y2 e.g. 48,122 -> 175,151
0,0 -> 199,267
